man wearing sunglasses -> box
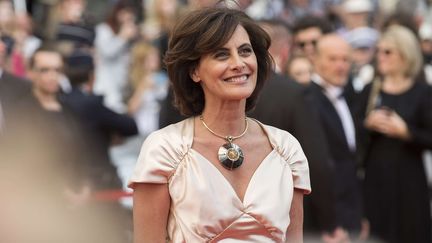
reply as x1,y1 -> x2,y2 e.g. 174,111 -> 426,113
292,15 -> 332,62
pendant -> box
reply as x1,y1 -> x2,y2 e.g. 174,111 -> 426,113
218,142 -> 244,170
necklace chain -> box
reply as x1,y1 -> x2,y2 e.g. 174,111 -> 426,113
199,115 -> 248,142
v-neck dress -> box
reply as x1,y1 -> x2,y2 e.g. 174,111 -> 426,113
128,117 -> 311,242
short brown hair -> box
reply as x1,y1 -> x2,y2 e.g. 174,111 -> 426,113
28,44 -> 64,70
164,7 -> 273,116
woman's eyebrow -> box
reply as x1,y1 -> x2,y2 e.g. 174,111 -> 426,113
216,43 -> 252,51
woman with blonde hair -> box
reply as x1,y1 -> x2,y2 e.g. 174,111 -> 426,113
128,40 -> 168,137
356,24 -> 432,243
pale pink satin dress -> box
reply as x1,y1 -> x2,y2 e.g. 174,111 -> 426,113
129,117 -> 311,242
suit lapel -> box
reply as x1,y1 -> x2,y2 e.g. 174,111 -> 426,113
310,82 -> 349,149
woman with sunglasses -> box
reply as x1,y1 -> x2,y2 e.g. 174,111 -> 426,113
355,25 -> 432,243
128,5 -> 311,243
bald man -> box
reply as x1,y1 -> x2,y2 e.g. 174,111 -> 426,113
307,34 -> 365,239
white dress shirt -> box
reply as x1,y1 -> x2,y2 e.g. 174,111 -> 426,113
313,74 -> 356,151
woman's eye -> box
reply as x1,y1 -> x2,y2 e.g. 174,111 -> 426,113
214,52 -> 229,59
239,47 -> 253,56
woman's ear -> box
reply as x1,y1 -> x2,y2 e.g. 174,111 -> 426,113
190,68 -> 201,83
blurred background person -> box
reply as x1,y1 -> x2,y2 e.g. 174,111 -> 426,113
7,12 -> 41,78
127,41 -> 168,138
185,0 -> 218,9
286,53 -> 314,85
258,19 -> 292,73
21,45 -> 89,192
0,0 -> 15,37
344,26 -> 379,93
279,0 -> 328,25
0,32 -> 31,132
291,14 -> 333,62
253,20 -> 342,242
142,0 -> 182,69
355,24 -> 432,243
109,40 -> 168,208
308,34 -> 366,241
419,21 -> 432,84
93,0 -> 139,113
54,0 -> 95,51
2,43 -> 134,243
60,49 -> 138,198
338,0 -> 379,94
337,0 -> 377,38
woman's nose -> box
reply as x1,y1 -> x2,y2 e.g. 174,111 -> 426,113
230,54 -> 245,71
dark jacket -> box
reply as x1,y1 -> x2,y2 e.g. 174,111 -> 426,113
250,73 -> 337,233
306,81 -> 363,232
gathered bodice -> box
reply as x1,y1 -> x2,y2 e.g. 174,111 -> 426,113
129,118 -> 310,242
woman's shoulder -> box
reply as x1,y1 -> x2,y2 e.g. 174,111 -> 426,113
253,119 -> 311,192
252,119 -> 302,158
133,118 -> 193,175
145,118 -> 193,147
253,120 -> 296,141
141,118 -> 193,158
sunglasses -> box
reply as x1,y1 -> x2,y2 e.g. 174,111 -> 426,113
296,39 -> 318,49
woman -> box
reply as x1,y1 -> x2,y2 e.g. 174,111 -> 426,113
356,25 -> 432,243
129,7 -> 311,243
93,0 -> 138,113
127,41 -> 168,130
286,54 -> 313,85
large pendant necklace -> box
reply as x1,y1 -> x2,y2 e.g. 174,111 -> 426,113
199,115 -> 248,170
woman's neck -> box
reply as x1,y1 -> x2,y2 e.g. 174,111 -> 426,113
200,102 -> 247,136
382,74 -> 414,94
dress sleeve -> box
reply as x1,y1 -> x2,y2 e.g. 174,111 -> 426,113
277,130 -> 311,195
288,135 -> 311,194
128,129 -> 181,188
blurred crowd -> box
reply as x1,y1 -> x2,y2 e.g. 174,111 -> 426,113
0,0 -> 432,242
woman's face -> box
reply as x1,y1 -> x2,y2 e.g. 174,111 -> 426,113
288,57 -> 313,85
377,40 -> 406,76
144,48 -> 160,72
191,25 -> 258,104
117,9 -> 135,24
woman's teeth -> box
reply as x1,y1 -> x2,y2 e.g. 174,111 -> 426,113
225,75 -> 247,82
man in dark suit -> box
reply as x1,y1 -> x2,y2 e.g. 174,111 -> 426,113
60,50 -> 138,191
250,20 -> 347,241
250,71 -> 340,235
307,34 -> 364,239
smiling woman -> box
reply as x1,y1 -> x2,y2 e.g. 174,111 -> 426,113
128,5 -> 311,243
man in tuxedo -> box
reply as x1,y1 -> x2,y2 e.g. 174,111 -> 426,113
307,34 -> 364,239
249,20 -> 348,242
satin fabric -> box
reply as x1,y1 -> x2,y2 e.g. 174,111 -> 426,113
129,117 -> 311,242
